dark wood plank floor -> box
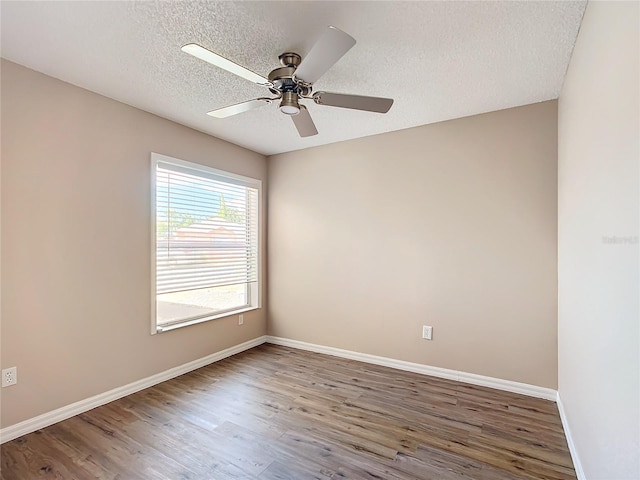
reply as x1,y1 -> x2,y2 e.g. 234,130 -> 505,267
1,344 -> 576,479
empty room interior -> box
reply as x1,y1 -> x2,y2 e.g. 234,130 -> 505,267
0,1 -> 638,479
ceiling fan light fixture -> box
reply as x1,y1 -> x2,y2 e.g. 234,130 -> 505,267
280,104 -> 300,115
279,92 -> 300,116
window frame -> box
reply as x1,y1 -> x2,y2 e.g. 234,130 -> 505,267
150,152 -> 262,334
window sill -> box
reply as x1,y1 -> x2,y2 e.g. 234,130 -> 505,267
154,306 -> 259,334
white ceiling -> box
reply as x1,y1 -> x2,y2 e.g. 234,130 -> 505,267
1,1 -> 586,156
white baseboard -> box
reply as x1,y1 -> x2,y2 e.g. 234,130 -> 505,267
265,336 -> 557,401
1,334 -> 562,448
556,392 -> 586,480
0,335 -> 267,444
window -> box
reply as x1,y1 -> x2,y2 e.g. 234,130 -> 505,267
151,153 -> 260,333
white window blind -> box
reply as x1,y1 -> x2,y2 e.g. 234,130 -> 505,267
152,154 -> 260,332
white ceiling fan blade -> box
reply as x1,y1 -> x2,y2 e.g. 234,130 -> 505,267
182,44 -> 270,86
313,92 -> 393,113
291,105 -> 318,137
294,26 -> 356,84
207,99 -> 272,118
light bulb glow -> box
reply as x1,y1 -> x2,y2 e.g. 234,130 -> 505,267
280,105 -> 300,115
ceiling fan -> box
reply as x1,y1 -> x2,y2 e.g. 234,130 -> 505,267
181,26 -> 394,138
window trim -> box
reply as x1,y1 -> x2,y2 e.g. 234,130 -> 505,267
150,152 -> 262,335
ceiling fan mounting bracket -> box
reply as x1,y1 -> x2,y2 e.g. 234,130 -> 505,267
278,52 -> 302,68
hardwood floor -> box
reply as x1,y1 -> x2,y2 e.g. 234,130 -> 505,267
1,344 -> 576,479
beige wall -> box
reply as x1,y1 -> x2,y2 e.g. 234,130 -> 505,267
0,60 -> 267,428
558,2 -> 639,478
268,101 -> 558,388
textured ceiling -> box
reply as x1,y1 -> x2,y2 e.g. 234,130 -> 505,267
1,1 -> 586,156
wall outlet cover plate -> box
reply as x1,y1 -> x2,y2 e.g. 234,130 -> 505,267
422,326 -> 433,340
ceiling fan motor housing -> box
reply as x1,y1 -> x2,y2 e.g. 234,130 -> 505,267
268,53 -> 312,99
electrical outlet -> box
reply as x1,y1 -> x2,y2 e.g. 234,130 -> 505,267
422,326 -> 433,340
2,367 -> 17,387
238,314 -> 244,325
